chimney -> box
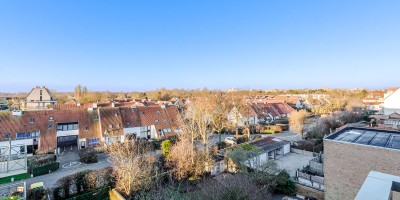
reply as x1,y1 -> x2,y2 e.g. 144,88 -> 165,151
93,102 -> 98,108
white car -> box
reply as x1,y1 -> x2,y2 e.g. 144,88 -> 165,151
225,137 -> 237,145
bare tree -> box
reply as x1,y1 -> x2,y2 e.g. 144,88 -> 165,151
107,140 -> 156,197
289,109 -> 308,136
166,137 -> 213,181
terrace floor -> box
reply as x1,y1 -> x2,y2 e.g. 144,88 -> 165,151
275,152 -> 314,178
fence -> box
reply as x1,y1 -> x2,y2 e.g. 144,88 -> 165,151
0,144 -> 27,177
0,182 -> 26,200
296,171 -> 324,190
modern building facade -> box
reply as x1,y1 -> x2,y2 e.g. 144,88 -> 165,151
324,127 -> 400,200
22,86 -> 57,110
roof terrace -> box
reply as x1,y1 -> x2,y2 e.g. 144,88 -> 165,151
325,127 -> 400,150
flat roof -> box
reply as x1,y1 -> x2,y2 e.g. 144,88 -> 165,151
325,127 -> 400,150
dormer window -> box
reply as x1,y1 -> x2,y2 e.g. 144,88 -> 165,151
155,120 -> 159,124
109,125 -> 113,129
170,119 -> 174,123
4,134 -> 9,139
157,111 -> 161,115
115,113 -> 118,117
94,115 -> 99,120
126,123 -> 130,128
30,118 -> 34,123
48,124 -> 53,129
164,119 -> 167,124
141,112 -> 145,115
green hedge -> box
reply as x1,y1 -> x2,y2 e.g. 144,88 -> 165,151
0,173 -> 30,184
32,162 -> 60,177
66,186 -> 110,200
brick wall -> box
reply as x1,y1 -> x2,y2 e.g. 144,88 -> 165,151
324,140 -> 400,200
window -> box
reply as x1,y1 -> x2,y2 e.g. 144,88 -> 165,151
49,116 -> 54,120
164,119 -> 167,124
115,113 -> 118,117
16,132 -> 39,140
109,125 -> 113,129
170,119 -> 174,123
88,138 -> 100,145
30,118 -> 34,123
57,123 -> 79,131
85,126 -> 89,131
126,123 -> 130,128
40,90 -> 42,95
157,111 -> 161,115
141,112 -> 145,115
117,124 -> 120,128
4,134 -> 9,139
94,115 -> 99,120
48,124 -> 52,129
155,120 -> 159,124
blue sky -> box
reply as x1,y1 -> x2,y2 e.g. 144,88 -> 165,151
1,1 -> 399,92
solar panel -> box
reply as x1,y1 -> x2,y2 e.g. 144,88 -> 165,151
354,131 -> 377,145
387,135 -> 400,150
335,130 -> 362,142
369,132 -> 391,147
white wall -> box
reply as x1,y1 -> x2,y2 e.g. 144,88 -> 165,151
384,89 -> 400,115
283,143 -> 291,154
56,130 -> 79,137
123,127 -> 141,136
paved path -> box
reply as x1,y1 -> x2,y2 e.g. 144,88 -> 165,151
4,160 -> 112,189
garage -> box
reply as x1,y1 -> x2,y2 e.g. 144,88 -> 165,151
57,135 -> 78,148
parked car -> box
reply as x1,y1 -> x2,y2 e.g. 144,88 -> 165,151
224,137 -> 237,145
29,182 -> 45,190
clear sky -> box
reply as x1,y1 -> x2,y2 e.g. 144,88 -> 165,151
1,1 -> 399,92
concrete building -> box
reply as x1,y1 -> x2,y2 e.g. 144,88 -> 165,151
324,127 -> 400,200
23,86 -> 57,110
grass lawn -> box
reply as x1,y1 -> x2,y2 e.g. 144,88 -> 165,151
0,173 -> 30,184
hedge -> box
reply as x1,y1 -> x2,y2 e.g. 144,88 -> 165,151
32,162 -> 60,177
0,173 -> 30,184
66,186 -> 110,200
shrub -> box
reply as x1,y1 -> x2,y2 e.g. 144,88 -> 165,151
234,136 -> 248,144
27,188 -> 46,200
274,170 -> 295,195
149,140 -> 162,150
52,186 -> 62,200
161,140 -> 172,157
217,142 -> 227,149
32,162 -> 60,177
74,170 -> 92,194
79,148 -> 98,163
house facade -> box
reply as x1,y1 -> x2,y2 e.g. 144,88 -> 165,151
0,105 -> 180,154
22,86 -> 57,110
383,88 -> 400,115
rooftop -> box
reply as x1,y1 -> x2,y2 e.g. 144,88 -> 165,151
325,127 -> 400,150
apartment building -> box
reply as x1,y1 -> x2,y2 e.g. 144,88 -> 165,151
22,86 -> 57,110
324,127 -> 400,200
